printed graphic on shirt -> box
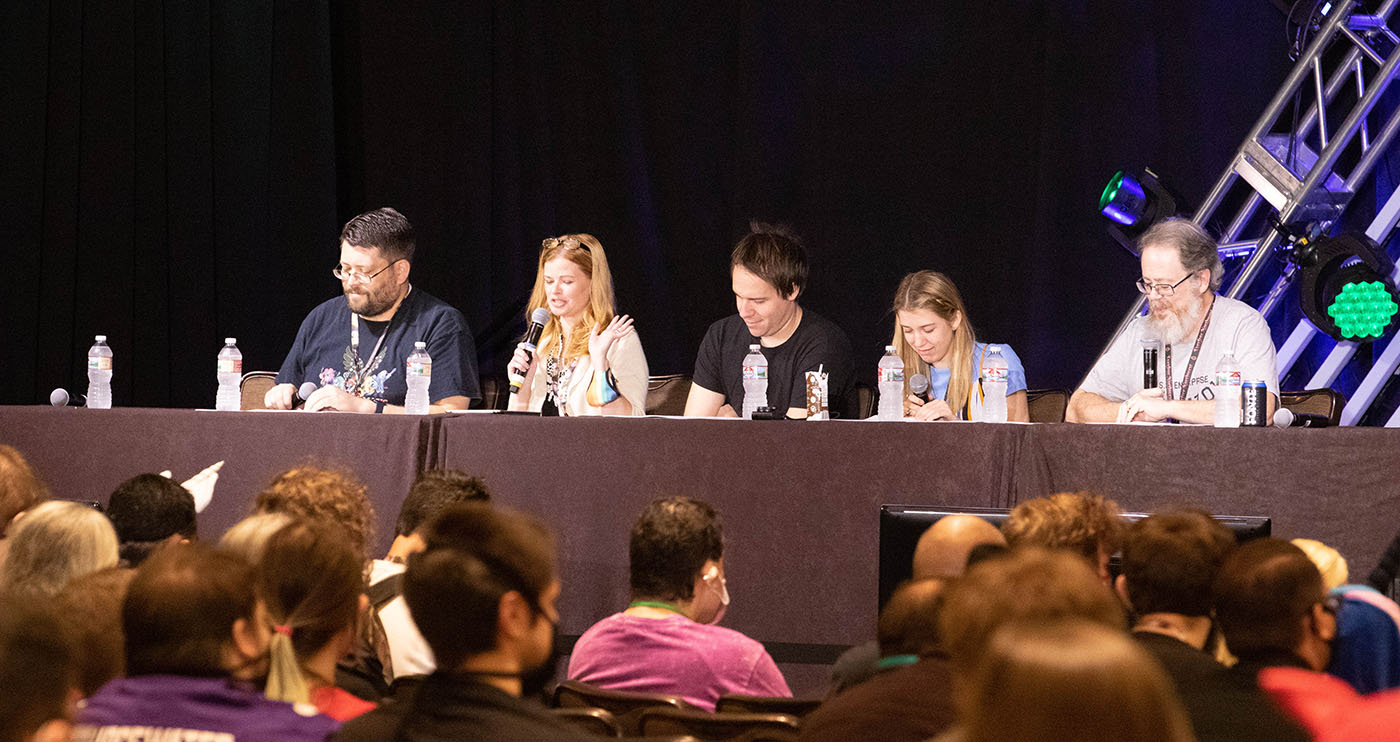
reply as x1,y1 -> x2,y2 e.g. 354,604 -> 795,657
75,725 -> 236,742
318,343 -> 395,404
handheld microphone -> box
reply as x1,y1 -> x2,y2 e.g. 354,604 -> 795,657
1141,337 -> 1161,390
909,373 -> 930,401
1272,408 -> 1330,428
291,382 -> 319,407
49,388 -> 86,407
509,308 -> 551,394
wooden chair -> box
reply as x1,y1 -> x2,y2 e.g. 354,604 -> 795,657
637,707 -> 800,741
1280,388 -> 1345,426
239,371 -> 277,410
475,376 -> 510,410
553,679 -> 696,736
714,695 -> 821,719
1026,388 -> 1068,423
549,706 -> 623,737
646,374 -> 692,416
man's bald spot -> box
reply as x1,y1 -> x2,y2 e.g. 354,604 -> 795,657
913,514 -> 1008,579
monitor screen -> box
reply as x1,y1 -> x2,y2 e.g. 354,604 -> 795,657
877,504 -> 1271,610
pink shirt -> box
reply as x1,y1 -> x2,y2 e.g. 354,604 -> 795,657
566,612 -> 791,710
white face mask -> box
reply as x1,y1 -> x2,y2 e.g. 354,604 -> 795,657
703,565 -> 730,625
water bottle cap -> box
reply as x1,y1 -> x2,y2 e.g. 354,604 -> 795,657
224,337 -> 237,345
749,344 -> 760,351
95,335 -> 107,342
414,341 -> 426,348
988,344 -> 1002,353
885,345 -> 896,352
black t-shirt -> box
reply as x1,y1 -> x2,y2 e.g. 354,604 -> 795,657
275,287 -> 481,406
691,310 -> 855,417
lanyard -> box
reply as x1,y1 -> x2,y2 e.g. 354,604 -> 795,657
1162,296 -> 1215,401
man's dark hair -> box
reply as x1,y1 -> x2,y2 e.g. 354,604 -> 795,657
0,594 -> 74,742
1213,538 -> 1324,659
629,497 -> 724,602
1122,509 -> 1235,617
730,221 -> 809,299
123,542 -> 257,677
404,504 -> 555,670
396,469 -> 491,537
106,473 -> 197,566
877,578 -> 946,658
341,207 -> 416,263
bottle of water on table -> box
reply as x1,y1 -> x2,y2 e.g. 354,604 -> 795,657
1214,353 -> 1241,428
87,335 -> 113,409
405,341 -> 432,415
981,345 -> 1009,422
741,344 -> 768,419
877,345 -> 904,421
215,338 -> 242,411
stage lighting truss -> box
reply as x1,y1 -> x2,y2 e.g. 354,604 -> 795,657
1295,232 -> 1400,341
1098,168 -> 1179,256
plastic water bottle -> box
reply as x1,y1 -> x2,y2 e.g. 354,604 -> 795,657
981,345 -> 1009,422
741,344 -> 768,419
1214,353 -> 1242,428
405,341 -> 432,415
215,338 -> 243,411
86,335 -> 113,409
877,346 -> 904,421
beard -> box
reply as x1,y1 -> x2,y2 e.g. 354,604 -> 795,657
1145,297 -> 1205,345
344,281 -> 400,317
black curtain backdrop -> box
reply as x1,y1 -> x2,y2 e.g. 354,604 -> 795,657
2,2 -> 1296,409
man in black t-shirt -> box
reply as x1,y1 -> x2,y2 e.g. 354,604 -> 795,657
683,222 -> 854,419
266,208 -> 479,413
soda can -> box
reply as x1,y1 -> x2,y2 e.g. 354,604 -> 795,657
1242,381 -> 1267,426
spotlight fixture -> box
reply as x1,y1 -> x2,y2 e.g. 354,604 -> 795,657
1295,232 -> 1399,341
1099,168 -> 1179,255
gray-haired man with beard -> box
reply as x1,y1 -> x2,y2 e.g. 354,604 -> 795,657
1068,218 -> 1278,424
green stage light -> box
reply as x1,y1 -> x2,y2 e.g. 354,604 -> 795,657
1327,281 -> 1399,339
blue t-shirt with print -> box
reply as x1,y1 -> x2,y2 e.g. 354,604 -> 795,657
927,341 -> 1027,417
275,287 -> 480,406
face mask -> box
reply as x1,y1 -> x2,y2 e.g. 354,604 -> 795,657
703,566 -> 730,625
519,613 -> 560,701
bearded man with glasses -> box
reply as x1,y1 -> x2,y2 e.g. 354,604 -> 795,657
265,207 -> 479,413
1067,218 -> 1278,424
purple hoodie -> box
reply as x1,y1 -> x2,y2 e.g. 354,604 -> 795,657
74,675 -> 337,742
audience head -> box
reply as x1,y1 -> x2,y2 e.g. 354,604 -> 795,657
254,466 -> 375,561
629,497 -> 728,622
939,547 -> 1125,678
877,578 -> 947,658
1292,538 -> 1349,592
891,270 -> 979,408
0,445 -> 48,539
1214,538 -> 1334,670
396,468 -> 491,538
1119,508 -> 1235,618
218,512 -> 295,565
730,222 -> 808,338
913,514 -> 1007,580
258,520 -> 364,706
0,594 -> 76,742
341,206 -> 415,264
123,542 -> 268,679
404,504 -> 558,687
1002,491 -> 1124,581
53,567 -> 135,697
105,473 -> 198,566
962,619 -> 1194,742
0,500 -> 118,599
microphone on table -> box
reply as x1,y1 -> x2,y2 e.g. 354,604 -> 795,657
509,307 -> 551,395
291,382 -> 319,408
49,388 -> 86,407
1272,408 -> 1330,428
909,373 -> 930,402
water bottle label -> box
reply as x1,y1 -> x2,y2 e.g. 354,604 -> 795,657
983,367 -> 1008,384
88,356 -> 111,370
743,364 -> 768,380
408,360 -> 432,377
879,367 -> 904,383
1215,370 -> 1241,387
218,359 -> 242,374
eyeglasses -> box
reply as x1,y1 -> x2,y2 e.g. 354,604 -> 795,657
1135,272 -> 1196,297
542,236 -> 589,253
332,260 -> 399,284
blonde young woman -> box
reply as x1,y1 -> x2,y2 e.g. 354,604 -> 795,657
891,271 -> 1028,421
509,234 -> 649,416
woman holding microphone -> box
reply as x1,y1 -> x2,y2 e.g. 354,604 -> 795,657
508,234 -> 649,416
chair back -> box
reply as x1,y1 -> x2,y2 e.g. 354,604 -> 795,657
638,707 -> 801,741
239,371 -> 278,410
549,706 -> 623,737
853,383 -> 875,419
553,679 -> 695,736
1280,388 -> 1345,426
1026,388 -> 1068,423
647,374 -> 692,416
714,695 -> 821,719
476,376 -> 510,410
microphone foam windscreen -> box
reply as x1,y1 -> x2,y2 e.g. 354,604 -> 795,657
49,388 -> 70,406
298,381 -> 319,401
530,307 -> 551,325
909,374 -> 929,395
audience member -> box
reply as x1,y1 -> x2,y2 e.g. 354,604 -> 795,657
1324,584 -> 1400,693
258,520 -> 374,721
1001,491 -> 1124,582
1118,509 -> 1305,742
1293,537 -> 1349,591
959,620 -> 1195,742
800,579 -> 954,742
219,512 -> 295,564
0,445 -> 49,568
337,504 -> 592,741
0,594 -> 76,742
254,466 -> 375,561
567,497 -> 790,709
52,567 -> 135,698
0,500 -> 118,599
105,473 -> 197,566
74,542 -> 336,741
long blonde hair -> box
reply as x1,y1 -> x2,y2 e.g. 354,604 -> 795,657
525,234 -> 617,365
891,271 -> 976,414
